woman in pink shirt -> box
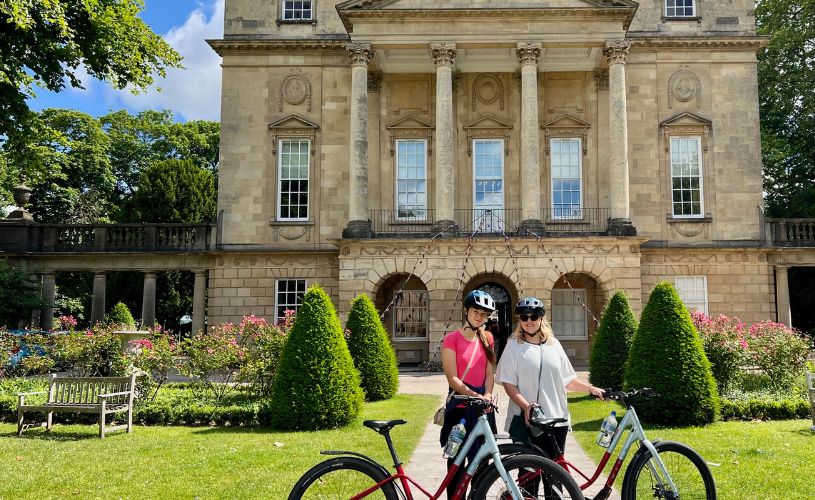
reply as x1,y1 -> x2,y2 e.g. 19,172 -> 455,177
439,290 -> 497,498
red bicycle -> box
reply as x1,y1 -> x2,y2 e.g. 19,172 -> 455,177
473,389 -> 716,500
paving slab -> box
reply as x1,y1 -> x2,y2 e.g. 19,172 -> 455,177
398,371 -> 620,499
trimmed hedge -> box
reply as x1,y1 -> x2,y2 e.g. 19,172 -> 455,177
106,301 -> 136,329
269,285 -> 364,430
345,294 -> 399,401
589,290 -> 637,390
720,393 -> 810,421
625,282 -> 719,425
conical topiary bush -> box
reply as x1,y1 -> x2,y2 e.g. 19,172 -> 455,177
269,285 -> 364,430
624,282 -> 719,426
346,294 -> 399,401
589,290 -> 637,390
106,301 -> 135,329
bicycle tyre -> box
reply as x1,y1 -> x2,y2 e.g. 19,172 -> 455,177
621,441 -> 716,500
288,456 -> 399,500
471,453 -> 584,500
469,442 -> 548,497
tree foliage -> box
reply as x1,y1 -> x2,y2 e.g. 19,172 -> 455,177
589,290 -> 637,390
624,282 -> 719,426
345,294 -> 399,401
106,301 -> 136,330
757,0 -> 815,217
127,159 -> 216,223
0,0 -> 182,141
270,286 -> 363,430
0,260 -> 45,329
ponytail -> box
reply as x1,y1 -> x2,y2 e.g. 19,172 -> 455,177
476,326 -> 496,365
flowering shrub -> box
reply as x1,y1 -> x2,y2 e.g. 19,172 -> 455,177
130,331 -> 178,401
744,321 -> 810,389
178,325 -> 247,402
692,312 -> 749,392
0,329 -> 17,378
51,326 -> 127,376
10,333 -> 56,376
58,315 -> 78,331
237,313 -> 290,398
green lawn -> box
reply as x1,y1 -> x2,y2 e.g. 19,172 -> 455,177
568,394 -> 815,499
0,394 -> 438,499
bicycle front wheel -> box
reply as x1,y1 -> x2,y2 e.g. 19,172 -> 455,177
472,454 -> 583,500
621,441 -> 716,500
288,456 -> 399,500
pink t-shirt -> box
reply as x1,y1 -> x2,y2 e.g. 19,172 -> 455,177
442,330 -> 494,387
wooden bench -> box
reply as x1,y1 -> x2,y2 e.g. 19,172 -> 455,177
807,372 -> 815,430
17,373 -> 136,438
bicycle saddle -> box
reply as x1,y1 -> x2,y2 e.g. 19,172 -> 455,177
530,416 -> 567,429
363,419 -> 407,433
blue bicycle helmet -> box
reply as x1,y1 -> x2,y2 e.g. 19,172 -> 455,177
463,290 -> 496,313
515,297 -> 545,316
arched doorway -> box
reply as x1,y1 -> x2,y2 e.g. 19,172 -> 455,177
375,273 -> 430,365
465,278 -> 515,361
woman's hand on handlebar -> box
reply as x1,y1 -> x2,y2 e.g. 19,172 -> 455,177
588,385 -> 606,401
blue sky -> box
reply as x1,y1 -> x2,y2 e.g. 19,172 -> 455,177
27,0 -> 224,122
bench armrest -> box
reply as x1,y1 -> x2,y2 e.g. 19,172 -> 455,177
98,391 -> 133,400
17,391 -> 48,397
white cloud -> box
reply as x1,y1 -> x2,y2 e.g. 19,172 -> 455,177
112,0 -> 224,121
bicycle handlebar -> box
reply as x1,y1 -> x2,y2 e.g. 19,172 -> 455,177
451,394 -> 499,412
595,388 -> 659,408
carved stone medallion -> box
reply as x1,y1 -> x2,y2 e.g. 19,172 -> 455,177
472,73 -> 504,111
668,66 -> 701,109
279,71 -> 312,111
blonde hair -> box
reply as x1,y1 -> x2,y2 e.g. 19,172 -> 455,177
510,316 -> 555,345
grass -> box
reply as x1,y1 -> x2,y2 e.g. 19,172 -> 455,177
0,393 -> 438,499
568,394 -> 815,499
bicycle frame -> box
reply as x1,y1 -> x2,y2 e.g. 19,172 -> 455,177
351,411 -> 524,500
555,406 -> 678,495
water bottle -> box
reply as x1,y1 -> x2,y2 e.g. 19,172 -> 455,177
596,411 -> 617,448
443,419 -> 467,458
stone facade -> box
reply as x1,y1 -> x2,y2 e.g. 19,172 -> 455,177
204,0 -> 786,367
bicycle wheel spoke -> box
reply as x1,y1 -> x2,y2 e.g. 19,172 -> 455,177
299,469 -> 389,499
635,450 -> 709,499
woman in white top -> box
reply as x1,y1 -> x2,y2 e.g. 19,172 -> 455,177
495,297 -> 605,457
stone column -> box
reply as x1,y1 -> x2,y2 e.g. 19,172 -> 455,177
192,270 -> 207,334
775,265 -> 792,326
342,42 -> 375,238
431,42 -> 457,232
517,42 -> 544,235
603,40 -> 636,236
90,271 -> 106,325
141,271 -> 157,328
40,272 -> 56,331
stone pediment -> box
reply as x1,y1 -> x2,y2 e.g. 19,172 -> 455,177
338,0 -> 637,10
463,115 -> 513,131
542,114 -> 592,130
660,112 -> 712,128
267,115 -> 320,130
386,115 -> 434,131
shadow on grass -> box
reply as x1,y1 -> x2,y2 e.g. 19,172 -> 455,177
0,428 -> 100,441
190,425 -> 282,436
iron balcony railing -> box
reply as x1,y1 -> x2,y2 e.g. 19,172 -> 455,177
0,223 -> 215,253
369,208 -> 610,237
767,218 -> 815,247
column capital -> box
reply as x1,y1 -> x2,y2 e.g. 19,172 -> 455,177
347,42 -> 373,67
516,41 -> 542,65
603,39 -> 632,65
430,42 -> 457,67
775,265 -> 790,271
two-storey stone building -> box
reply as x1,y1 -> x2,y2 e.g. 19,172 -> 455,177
5,0 -> 813,368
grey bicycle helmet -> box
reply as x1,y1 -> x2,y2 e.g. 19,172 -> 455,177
515,297 -> 545,316
463,290 -> 496,313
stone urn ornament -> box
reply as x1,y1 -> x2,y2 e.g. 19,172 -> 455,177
6,182 -> 34,220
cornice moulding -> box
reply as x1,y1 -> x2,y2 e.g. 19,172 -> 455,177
627,35 -> 769,51
208,39 -> 349,55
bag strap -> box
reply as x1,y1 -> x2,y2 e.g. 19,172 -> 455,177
446,337 -> 480,403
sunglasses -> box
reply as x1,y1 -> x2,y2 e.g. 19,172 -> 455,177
519,314 -> 540,322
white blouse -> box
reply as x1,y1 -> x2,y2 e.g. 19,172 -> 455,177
495,337 -> 577,430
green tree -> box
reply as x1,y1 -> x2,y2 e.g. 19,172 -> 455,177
1,109 -> 114,223
589,290 -> 637,390
757,1 -> 815,217
345,294 -> 399,401
0,260 -> 45,328
127,159 -> 216,223
624,282 -> 719,426
270,285 -> 363,430
0,0 -> 182,141
106,301 -> 135,329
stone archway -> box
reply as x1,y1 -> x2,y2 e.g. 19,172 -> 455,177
551,272 -> 602,369
465,273 -> 518,361
375,273 -> 430,365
